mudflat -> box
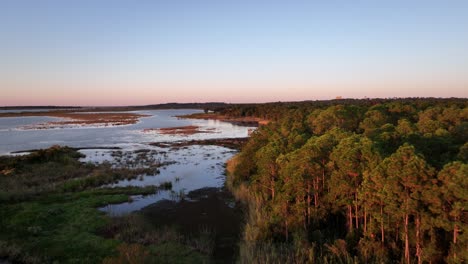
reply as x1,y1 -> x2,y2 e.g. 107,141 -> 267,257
0,111 -> 149,129
177,113 -> 269,126
143,125 -> 217,135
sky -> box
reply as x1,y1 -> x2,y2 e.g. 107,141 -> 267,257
1,0 -> 468,106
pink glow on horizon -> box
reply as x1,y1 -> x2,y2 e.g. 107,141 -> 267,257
2,1 -> 468,107
2,78 -> 467,106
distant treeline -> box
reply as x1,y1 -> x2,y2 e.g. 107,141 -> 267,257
0,106 -> 82,110
5,98 -> 466,113
97,102 -> 229,112
0,103 -> 228,112
218,97 -> 467,121
225,97 -> 467,263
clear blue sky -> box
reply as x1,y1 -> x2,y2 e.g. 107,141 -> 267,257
1,0 -> 467,106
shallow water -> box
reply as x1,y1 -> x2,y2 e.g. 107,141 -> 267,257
0,109 -> 253,214
100,145 -> 237,215
0,109 -> 71,114
0,109 -> 250,155
0,116 -> 64,131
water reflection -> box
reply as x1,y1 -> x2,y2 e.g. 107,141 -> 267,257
0,109 -> 252,155
100,145 -> 236,215
0,109 -> 253,215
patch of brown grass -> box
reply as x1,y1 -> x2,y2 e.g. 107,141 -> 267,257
177,113 -> 269,126
144,125 -> 217,135
0,111 -> 150,129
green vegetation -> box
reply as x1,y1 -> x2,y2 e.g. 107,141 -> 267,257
226,98 -> 467,263
1,98 -> 466,263
0,146 -> 162,201
0,146 -> 210,263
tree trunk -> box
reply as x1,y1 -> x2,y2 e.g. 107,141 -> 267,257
269,165 -> 276,200
364,206 -> 367,233
307,183 -> 311,225
404,214 -> 410,264
348,205 -> 353,232
416,215 -> 421,264
355,192 -> 359,229
322,160 -> 326,190
454,223 -> 458,261
453,223 -> 458,244
380,205 -> 385,243
271,179 -> 275,200
304,206 -> 307,231
314,177 -> 318,208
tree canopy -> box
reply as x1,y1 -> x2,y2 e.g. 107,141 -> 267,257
227,98 -> 467,263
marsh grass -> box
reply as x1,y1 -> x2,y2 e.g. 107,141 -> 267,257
0,146 -> 211,263
0,192 -> 126,263
168,189 -> 187,201
0,146 -> 165,202
101,213 -> 210,263
186,226 -> 216,256
159,181 -> 173,190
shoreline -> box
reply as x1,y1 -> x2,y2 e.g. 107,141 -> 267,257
0,111 -> 150,128
0,111 -> 251,263
149,137 -> 249,150
176,113 -> 269,127
143,125 -> 218,135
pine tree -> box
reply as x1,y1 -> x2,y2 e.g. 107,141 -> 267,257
378,144 -> 435,264
435,162 -> 467,263
329,135 -> 380,233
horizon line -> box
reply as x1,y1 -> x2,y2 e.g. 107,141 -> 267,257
1,96 -> 467,109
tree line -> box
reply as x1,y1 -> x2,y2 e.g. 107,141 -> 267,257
226,98 -> 467,263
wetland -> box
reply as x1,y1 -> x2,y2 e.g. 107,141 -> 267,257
0,109 -> 255,263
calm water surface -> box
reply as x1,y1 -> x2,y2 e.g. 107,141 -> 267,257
0,109 -> 253,214
0,109 -> 250,154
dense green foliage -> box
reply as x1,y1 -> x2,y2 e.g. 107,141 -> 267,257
228,98 -> 467,263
